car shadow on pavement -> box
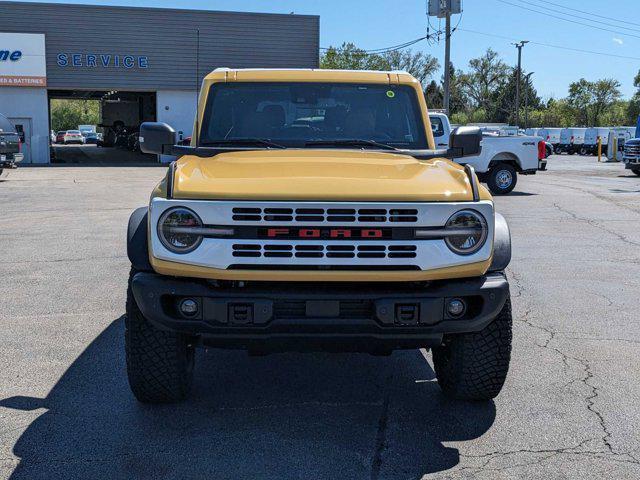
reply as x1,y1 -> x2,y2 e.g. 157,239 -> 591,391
504,191 -> 537,196
1,317 -> 495,479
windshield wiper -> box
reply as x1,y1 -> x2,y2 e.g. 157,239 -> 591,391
305,139 -> 400,151
200,138 -> 286,149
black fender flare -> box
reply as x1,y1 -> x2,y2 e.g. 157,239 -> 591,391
127,207 -> 153,271
489,212 -> 511,272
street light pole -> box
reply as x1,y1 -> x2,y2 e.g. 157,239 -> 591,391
512,40 -> 528,127
524,72 -> 534,129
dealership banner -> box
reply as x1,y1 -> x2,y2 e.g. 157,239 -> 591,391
0,32 -> 47,87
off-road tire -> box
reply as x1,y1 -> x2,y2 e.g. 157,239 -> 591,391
432,298 -> 512,401
125,268 -> 195,403
487,163 -> 517,195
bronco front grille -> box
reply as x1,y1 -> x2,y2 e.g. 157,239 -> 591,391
232,243 -> 417,259
624,145 -> 640,157
232,207 -> 418,223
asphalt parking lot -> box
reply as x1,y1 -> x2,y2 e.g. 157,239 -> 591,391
1,155 -> 639,479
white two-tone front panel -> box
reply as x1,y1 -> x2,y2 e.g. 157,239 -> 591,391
149,199 -> 495,271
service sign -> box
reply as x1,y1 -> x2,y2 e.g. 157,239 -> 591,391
0,32 -> 47,87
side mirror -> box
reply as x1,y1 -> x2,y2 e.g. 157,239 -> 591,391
449,126 -> 482,158
139,122 -> 177,155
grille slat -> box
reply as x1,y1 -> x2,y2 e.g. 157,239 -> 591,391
231,243 -> 416,260
230,207 -> 419,223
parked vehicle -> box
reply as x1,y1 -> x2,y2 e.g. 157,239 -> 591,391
430,113 -> 546,194
78,124 -> 96,137
126,68 -> 514,404
537,128 -> 562,153
613,127 -> 636,148
582,127 -> 610,155
523,128 -> 552,157
83,132 -> 99,144
63,130 -> 84,145
50,130 -> 56,144
622,139 -> 640,175
556,128 -> 586,155
55,131 -> 67,144
0,113 -> 24,175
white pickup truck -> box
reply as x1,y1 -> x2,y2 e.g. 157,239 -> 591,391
429,113 -> 547,194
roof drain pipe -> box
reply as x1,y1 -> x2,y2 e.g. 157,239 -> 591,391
464,164 -> 480,201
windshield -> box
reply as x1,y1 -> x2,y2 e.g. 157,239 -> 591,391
200,82 -> 428,149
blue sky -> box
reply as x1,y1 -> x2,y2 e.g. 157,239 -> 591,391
10,0 -> 640,99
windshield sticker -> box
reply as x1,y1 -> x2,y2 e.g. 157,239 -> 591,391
386,90 -> 395,98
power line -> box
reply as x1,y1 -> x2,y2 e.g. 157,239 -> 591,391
458,28 -> 640,61
510,0 -> 640,34
495,0 -> 640,40
521,0 -> 640,28
319,36 -> 427,55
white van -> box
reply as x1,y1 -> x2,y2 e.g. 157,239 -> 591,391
557,128 -> 587,155
583,127 -> 610,155
537,128 -> 562,151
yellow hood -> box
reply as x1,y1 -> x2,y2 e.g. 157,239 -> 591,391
171,149 -> 488,202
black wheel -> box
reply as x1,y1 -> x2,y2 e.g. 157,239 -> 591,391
632,169 -> 640,177
553,145 -> 560,154
568,148 -> 575,155
545,146 -> 552,158
432,298 -> 512,401
487,163 -> 517,195
125,268 -> 195,403
579,147 -> 587,156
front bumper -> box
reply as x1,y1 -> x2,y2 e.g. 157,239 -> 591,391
131,271 -> 510,351
0,153 -> 22,168
625,161 -> 640,169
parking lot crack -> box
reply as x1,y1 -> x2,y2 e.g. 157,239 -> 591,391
369,374 -> 392,480
552,202 -> 640,247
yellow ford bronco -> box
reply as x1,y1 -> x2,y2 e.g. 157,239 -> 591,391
126,68 -> 512,403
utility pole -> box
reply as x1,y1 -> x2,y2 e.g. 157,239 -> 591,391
443,8 -> 451,115
512,40 -> 528,127
427,0 -> 461,114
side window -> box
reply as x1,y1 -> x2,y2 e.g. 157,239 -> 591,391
430,117 -> 444,137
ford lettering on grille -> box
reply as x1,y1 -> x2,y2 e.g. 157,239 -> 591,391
262,227 -> 388,239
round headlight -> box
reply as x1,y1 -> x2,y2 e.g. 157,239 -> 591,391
444,210 -> 488,255
158,207 -> 203,254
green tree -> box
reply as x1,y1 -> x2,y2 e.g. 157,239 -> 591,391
50,99 -> 100,132
458,49 -> 510,112
425,80 -> 443,109
320,42 -> 388,71
490,69 -> 542,124
567,78 -> 621,126
320,43 -> 439,88
626,70 -> 640,125
527,98 -> 576,128
381,49 -> 439,86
